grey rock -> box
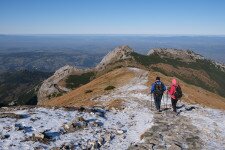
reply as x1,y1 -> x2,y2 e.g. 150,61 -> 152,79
37,65 -> 91,103
117,130 -> 124,135
96,45 -> 133,70
147,48 -> 205,62
15,123 -> 24,131
105,133 -> 114,142
33,133 -> 44,140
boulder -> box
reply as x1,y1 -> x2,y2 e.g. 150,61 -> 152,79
98,137 -> 105,146
91,121 -> 103,127
105,133 -> 114,143
168,143 -> 182,150
77,116 -> 86,122
117,130 -> 124,135
63,124 -> 70,130
15,123 -> 24,131
33,133 -> 44,140
88,140 -> 100,149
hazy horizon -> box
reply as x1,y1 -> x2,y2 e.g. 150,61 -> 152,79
1,34 -> 225,63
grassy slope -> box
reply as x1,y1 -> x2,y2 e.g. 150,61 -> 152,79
65,72 -> 95,89
40,68 -> 135,107
131,52 -> 225,98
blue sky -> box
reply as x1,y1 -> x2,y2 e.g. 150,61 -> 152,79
0,0 -> 225,35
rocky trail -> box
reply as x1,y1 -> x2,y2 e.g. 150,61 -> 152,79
0,67 -> 225,149
129,109 -> 203,150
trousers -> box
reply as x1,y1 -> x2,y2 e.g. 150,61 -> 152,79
171,98 -> 178,112
154,95 -> 162,110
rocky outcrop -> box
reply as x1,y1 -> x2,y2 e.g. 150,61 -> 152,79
214,61 -> 225,72
96,45 -> 133,70
147,48 -> 205,62
37,65 -> 83,103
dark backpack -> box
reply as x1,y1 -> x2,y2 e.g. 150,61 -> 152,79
154,82 -> 164,96
174,85 -> 182,99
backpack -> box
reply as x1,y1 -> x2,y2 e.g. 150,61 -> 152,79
174,85 -> 182,99
154,82 -> 164,96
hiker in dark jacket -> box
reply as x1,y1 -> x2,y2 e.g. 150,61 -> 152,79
168,79 -> 182,113
151,77 -> 166,112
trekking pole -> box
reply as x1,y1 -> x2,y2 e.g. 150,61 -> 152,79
166,92 -> 168,109
150,93 -> 153,110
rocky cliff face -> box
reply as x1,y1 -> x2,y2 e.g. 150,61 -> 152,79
37,65 -> 83,103
37,45 -> 133,103
96,45 -> 133,70
147,48 -> 205,62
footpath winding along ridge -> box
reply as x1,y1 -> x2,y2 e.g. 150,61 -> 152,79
0,67 -> 225,149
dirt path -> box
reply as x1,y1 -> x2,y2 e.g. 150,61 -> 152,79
112,68 -> 204,150
129,110 -> 203,150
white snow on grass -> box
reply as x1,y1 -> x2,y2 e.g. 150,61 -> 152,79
0,107 -> 78,149
0,106 -> 153,150
182,106 -> 225,149
0,67 -> 155,150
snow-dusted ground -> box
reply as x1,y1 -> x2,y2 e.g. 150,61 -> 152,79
182,106 -> 225,149
0,67 -> 154,150
0,106 -> 152,150
0,67 -> 225,149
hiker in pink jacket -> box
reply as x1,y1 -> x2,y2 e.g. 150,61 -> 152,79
168,79 -> 182,112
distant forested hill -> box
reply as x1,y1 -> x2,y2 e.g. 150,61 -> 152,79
0,51 -> 103,73
0,70 -> 52,107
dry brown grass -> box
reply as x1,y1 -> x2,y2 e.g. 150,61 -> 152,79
147,70 -> 225,110
151,63 -> 218,88
40,68 -> 135,107
40,66 -> 225,110
104,99 -> 125,110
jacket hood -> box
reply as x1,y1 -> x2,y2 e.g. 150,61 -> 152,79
172,79 -> 177,85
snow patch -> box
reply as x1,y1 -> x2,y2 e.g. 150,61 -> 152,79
182,107 -> 225,149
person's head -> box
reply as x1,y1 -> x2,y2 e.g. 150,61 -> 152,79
156,76 -> 160,81
172,79 -> 177,85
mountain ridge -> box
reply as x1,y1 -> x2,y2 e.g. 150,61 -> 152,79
1,46 -> 225,149
38,45 -> 225,109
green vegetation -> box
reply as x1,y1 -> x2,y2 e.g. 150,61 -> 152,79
47,92 -> 63,99
17,89 -> 37,105
131,52 -> 189,68
65,72 -> 95,89
132,52 -> 225,98
0,70 -> 52,106
104,85 -> 115,91
131,52 -> 162,66
85,90 -> 93,93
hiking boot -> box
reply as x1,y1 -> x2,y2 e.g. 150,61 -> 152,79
171,111 -> 177,115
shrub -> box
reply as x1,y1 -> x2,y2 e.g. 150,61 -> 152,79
104,85 -> 115,91
85,90 -> 93,93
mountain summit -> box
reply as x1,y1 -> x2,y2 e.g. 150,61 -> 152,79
96,45 -> 133,70
147,48 -> 205,62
